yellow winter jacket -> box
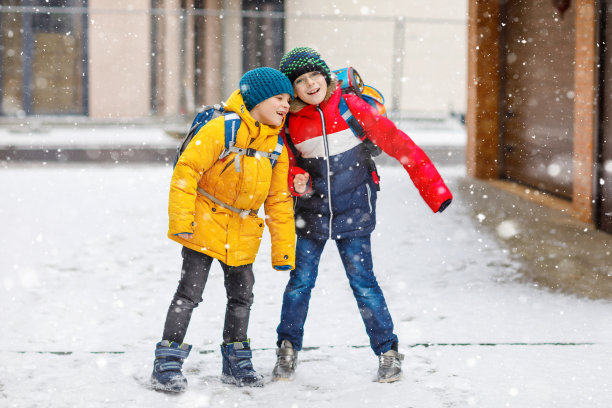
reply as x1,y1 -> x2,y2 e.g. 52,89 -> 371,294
168,90 -> 296,269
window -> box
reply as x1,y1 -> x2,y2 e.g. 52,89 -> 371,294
0,0 -> 88,116
241,0 -> 285,73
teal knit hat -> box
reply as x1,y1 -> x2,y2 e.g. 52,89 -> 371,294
239,67 -> 294,111
279,47 -> 331,85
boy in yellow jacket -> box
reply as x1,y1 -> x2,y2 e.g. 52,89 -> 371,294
151,67 -> 296,392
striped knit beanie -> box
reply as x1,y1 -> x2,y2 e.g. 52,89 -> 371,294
239,67 -> 294,111
279,47 -> 331,85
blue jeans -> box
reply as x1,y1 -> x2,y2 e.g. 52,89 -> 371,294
276,235 -> 398,355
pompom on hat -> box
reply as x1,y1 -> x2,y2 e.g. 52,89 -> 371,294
279,47 -> 332,85
239,67 -> 294,111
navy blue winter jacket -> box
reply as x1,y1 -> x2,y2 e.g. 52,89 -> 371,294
284,82 -> 453,241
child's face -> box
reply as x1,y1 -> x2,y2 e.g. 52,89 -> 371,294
249,93 -> 291,127
294,71 -> 327,105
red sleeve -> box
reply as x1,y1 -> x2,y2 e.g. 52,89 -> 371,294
344,94 -> 453,213
281,127 -> 312,197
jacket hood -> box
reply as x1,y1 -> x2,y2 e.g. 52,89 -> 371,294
289,78 -> 338,114
225,89 -> 286,136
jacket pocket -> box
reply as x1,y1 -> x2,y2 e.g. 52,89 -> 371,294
232,215 -> 265,263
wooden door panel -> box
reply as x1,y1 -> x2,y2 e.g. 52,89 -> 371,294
500,0 -> 575,198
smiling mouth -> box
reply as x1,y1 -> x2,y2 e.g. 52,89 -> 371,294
307,88 -> 320,95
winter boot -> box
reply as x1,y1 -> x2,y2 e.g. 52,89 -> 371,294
220,339 -> 264,387
150,340 -> 192,392
377,348 -> 404,383
272,339 -> 298,381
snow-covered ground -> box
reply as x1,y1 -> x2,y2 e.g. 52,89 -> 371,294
0,117 -> 466,149
2,153 -> 612,406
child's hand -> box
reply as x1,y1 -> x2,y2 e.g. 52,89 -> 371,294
176,233 -> 193,240
294,173 -> 310,194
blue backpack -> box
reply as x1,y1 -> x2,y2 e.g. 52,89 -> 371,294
173,103 -> 284,171
333,67 -> 386,157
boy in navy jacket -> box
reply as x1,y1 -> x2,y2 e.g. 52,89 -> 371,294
272,47 -> 453,383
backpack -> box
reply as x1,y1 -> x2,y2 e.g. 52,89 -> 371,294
336,67 -> 384,189
173,103 -> 284,171
333,67 -> 386,157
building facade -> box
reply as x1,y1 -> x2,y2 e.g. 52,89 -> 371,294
0,0 -> 467,122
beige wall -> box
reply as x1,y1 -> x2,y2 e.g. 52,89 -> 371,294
285,0 -> 467,116
88,0 -> 151,119
161,0 -> 182,117
202,0 -> 223,104
221,0 -> 245,98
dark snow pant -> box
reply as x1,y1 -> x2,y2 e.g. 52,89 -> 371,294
276,235 -> 398,355
161,246 -> 255,344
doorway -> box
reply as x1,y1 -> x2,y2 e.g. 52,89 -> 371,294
499,0 -> 575,198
